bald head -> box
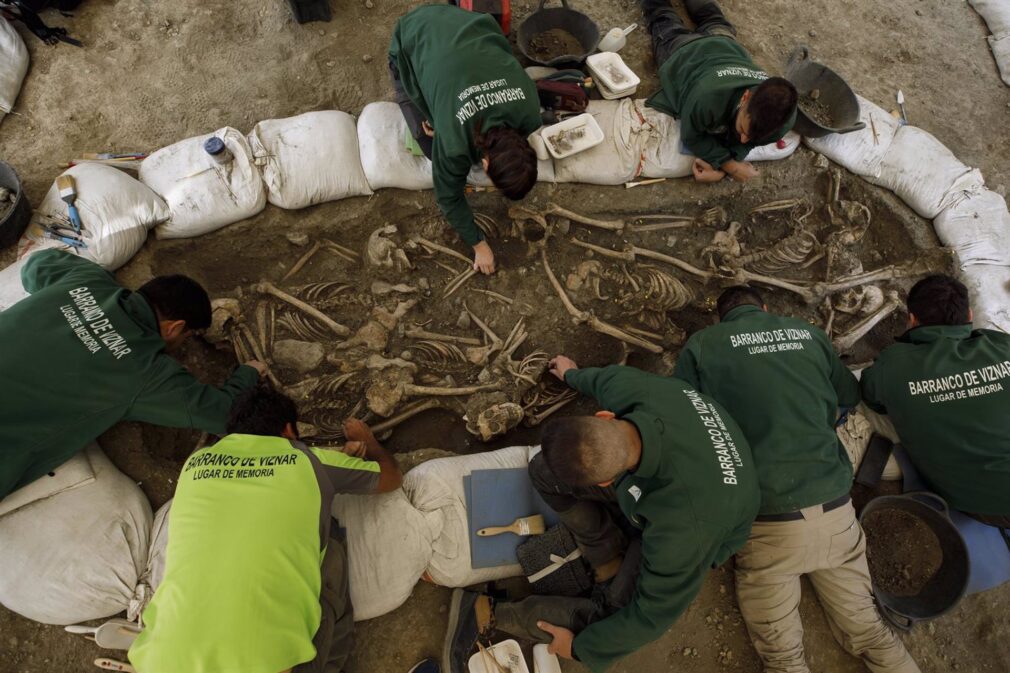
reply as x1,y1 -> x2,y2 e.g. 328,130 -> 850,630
541,416 -> 632,486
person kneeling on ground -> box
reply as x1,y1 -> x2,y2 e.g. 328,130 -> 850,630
444,360 -> 760,673
640,0 -> 797,183
389,4 -> 541,275
675,286 -> 921,673
862,275 -> 1010,529
0,249 -> 266,501
128,389 -> 403,673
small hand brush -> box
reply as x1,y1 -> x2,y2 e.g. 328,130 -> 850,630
56,174 -> 83,234
477,514 -> 546,537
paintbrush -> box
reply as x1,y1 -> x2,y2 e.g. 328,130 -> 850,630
477,514 -> 546,537
56,174 -> 83,234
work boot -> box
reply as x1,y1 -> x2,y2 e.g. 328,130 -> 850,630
593,554 -> 625,584
684,0 -> 737,37
407,659 -> 441,673
442,590 -> 494,673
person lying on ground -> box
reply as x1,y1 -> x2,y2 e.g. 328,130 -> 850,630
128,388 -> 403,673
389,4 -> 541,275
640,0 -> 797,183
675,286 -> 921,673
861,275 -> 1010,529
0,249 -> 266,501
444,359 -> 759,673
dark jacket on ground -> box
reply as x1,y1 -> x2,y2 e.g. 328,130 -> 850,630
0,250 -> 257,499
564,365 -> 759,673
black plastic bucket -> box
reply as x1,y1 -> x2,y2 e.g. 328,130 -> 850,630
860,492 -> 970,630
518,0 -> 599,67
0,162 -> 31,249
784,46 -> 866,139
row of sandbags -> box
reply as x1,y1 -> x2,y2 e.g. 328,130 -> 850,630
804,94 -> 1010,333
0,442 -> 535,625
971,0 -> 1010,86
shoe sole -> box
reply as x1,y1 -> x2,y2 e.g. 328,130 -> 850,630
442,588 -> 465,673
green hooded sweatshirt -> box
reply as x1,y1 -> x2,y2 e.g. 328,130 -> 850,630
389,4 -> 541,247
0,250 -> 257,499
645,36 -> 795,169
564,365 -> 759,673
861,325 -> 1010,516
675,305 -> 861,515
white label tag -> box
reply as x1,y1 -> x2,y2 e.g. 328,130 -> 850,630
628,485 -> 642,501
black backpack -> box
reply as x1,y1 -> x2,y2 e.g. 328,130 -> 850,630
0,0 -> 84,46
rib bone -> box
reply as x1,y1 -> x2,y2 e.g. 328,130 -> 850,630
254,282 -> 350,337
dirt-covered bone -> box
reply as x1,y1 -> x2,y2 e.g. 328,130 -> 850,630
366,224 -> 412,270
833,290 -> 904,352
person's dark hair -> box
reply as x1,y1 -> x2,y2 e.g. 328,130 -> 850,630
748,77 -> 798,142
907,274 -> 971,327
477,126 -> 538,200
138,275 -> 212,330
226,388 -> 299,437
716,285 -> 764,320
541,416 -> 627,487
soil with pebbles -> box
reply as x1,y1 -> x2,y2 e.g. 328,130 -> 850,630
864,508 -> 944,597
527,28 -> 585,61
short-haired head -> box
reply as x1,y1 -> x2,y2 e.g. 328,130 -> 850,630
478,126 -> 538,200
907,274 -> 971,327
716,285 -> 765,320
540,416 -> 629,486
744,77 -> 798,143
226,388 -> 299,438
139,275 -> 212,349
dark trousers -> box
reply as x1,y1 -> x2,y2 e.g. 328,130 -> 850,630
388,59 -> 434,160
640,0 -> 737,66
293,539 -> 355,673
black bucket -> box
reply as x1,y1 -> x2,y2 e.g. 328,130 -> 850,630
518,0 -> 599,67
784,46 -> 866,138
860,492 -> 970,630
0,162 -> 31,249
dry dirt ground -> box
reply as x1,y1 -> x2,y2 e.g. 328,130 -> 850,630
2,0 -> 1010,672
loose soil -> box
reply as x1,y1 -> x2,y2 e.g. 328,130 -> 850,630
527,28 -> 584,61
2,1 -> 1010,673
800,89 -> 835,127
864,508 -> 944,597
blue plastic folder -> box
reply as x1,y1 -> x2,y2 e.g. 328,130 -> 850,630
465,468 -> 561,570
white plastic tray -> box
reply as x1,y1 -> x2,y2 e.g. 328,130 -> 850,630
468,639 -> 530,673
587,52 -> 640,95
541,113 -> 604,160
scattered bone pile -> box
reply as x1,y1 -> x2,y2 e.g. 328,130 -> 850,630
206,169 -> 951,444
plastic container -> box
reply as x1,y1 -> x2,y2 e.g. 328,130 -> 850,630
0,161 -> 31,249
287,0 -> 332,23
468,640 -> 530,673
597,23 -> 636,52
540,113 -> 604,160
586,52 -> 640,99
533,644 -> 562,673
203,137 -> 234,165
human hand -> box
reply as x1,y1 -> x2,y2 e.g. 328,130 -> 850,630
342,418 -> 376,445
722,160 -> 760,182
548,355 -> 578,382
244,360 -> 268,377
537,621 -> 575,660
341,441 -> 368,458
422,120 -> 435,138
692,158 -> 726,183
473,240 -> 496,275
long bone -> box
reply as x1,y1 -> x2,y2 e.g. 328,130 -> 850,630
254,282 -> 350,337
833,291 -> 903,352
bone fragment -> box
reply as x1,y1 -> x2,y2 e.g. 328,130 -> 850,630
254,282 -> 350,337
833,292 -> 902,352
282,241 -> 322,281
238,324 -> 283,388
405,327 -> 482,346
410,235 -> 473,265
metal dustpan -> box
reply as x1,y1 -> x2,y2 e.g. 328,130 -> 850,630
784,46 -> 866,138
518,0 -> 600,67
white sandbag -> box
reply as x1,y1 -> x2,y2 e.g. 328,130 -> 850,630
19,164 -> 169,271
962,264 -> 1010,333
140,127 -> 266,239
466,153 -> 556,187
639,105 -> 694,179
0,444 -> 153,625
405,445 -> 534,587
357,102 -> 434,191
972,0 -> 1010,36
989,33 -> 1010,86
934,189 -> 1010,268
868,125 -> 984,219
746,130 -> 802,162
553,99 -> 647,185
0,257 -> 29,311
249,111 -> 372,210
803,95 -> 900,178
0,18 -> 28,121
146,500 -> 172,592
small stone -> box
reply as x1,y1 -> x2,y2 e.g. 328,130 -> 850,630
666,235 -> 677,248
808,29 -> 817,37
808,88 -> 821,101
400,350 -> 413,361
286,231 -> 310,247
813,153 -> 829,169
273,339 -> 326,374
456,310 -> 471,329
362,54 -> 372,63
318,29 -> 326,36
691,648 -> 698,657
682,648 -> 692,657
326,60 -> 336,67
915,8 -> 923,15
365,0 -> 374,7
418,277 -> 430,290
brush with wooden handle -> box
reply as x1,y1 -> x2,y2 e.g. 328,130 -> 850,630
56,174 -> 83,234
477,514 -> 545,537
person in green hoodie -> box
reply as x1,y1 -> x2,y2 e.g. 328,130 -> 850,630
128,388 -> 404,673
675,286 -> 921,673
640,0 -> 797,183
443,360 -> 759,673
862,275 -> 1010,528
389,4 -> 541,275
0,249 -> 265,501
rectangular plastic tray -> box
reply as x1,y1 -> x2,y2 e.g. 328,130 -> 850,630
540,113 -> 605,160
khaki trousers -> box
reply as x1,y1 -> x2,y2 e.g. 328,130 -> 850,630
735,502 -> 920,673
